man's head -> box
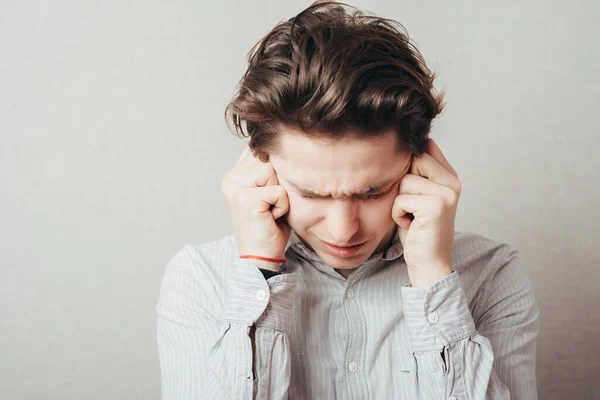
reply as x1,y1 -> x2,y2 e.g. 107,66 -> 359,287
224,1 -> 444,273
268,126 -> 411,273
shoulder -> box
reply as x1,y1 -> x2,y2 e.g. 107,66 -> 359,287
451,230 -> 533,311
180,233 -> 239,267
452,231 -> 539,333
452,230 -> 517,270
166,233 -> 238,271
158,234 -> 239,304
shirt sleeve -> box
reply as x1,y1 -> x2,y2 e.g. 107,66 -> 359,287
400,246 -> 539,399
156,246 -> 298,400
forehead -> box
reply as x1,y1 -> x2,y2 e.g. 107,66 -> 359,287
269,127 -> 411,196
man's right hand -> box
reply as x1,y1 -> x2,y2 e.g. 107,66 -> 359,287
221,145 -> 291,271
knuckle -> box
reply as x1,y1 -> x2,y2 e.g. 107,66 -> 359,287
220,175 -> 230,193
455,179 -> 462,195
221,180 -> 231,198
442,187 -> 459,204
261,162 -> 275,176
277,185 -> 287,197
449,190 -> 460,205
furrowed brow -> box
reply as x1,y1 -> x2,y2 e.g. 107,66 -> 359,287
287,177 -> 399,198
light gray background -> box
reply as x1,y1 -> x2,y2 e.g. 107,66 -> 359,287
1,0 -> 598,399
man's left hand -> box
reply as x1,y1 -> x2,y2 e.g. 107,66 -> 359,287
391,138 -> 461,289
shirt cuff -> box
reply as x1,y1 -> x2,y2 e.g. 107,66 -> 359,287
400,271 -> 476,352
224,258 -> 298,333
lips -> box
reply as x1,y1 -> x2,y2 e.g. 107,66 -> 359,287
320,239 -> 366,258
323,241 -> 364,248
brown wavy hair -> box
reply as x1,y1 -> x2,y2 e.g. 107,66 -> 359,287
224,0 -> 445,162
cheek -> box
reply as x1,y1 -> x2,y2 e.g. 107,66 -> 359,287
359,200 -> 395,224
286,196 -> 322,226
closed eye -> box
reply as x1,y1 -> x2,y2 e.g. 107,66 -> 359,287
363,192 -> 387,200
360,183 -> 397,200
299,182 -> 396,200
301,187 -> 393,201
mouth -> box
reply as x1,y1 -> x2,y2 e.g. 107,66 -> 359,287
320,239 -> 366,258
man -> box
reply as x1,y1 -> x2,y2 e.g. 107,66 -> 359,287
156,1 -> 539,399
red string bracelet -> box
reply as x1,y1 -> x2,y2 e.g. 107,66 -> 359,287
240,255 -> 286,264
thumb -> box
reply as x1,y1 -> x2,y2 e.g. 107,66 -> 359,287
394,215 -> 413,230
257,185 -> 289,218
392,194 -> 420,229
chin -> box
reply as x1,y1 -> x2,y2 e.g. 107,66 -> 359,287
317,250 -> 370,269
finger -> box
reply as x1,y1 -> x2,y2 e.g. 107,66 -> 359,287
240,161 -> 280,188
236,145 -> 266,171
270,187 -> 290,220
391,193 -> 438,220
244,185 -> 289,219
394,214 -> 413,230
409,152 -> 460,192
398,174 -> 458,201
426,138 -> 458,178
236,144 -> 252,165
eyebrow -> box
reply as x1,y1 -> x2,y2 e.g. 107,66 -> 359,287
286,177 -> 401,198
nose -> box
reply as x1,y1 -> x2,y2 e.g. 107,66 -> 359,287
326,199 -> 360,244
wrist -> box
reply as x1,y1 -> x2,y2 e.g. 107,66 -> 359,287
258,267 -> 280,280
408,265 -> 453,289
249,258 -> 281,272
239,254 -> 286,272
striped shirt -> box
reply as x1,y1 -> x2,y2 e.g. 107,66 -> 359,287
156,228 -> 539,399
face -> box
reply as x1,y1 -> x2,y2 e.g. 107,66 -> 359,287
269,125 -> 413,276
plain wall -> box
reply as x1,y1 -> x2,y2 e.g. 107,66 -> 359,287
1,0 -> 598,398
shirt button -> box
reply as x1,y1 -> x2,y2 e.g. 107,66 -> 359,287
348,361 -> 357,373
346,288 -> 354,299
256,290 -> 266,301
428,312 -> 439,324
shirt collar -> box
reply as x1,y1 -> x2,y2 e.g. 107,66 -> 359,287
284,225 -> 404,280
